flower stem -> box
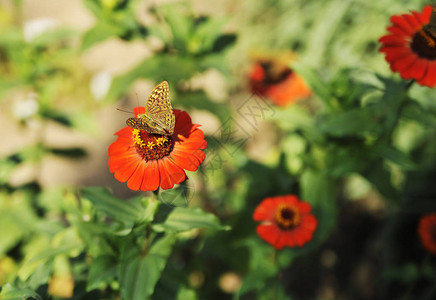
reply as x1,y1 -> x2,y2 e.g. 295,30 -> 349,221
406,79 -> 415,90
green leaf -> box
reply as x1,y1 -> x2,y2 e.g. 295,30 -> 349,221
87,255 -> 117,291
238,239 -> 278,295
373,144 -> 416,170
0,283 -> 42,300
302,0 -> 351,67
292,65 -> 331,102
157,184 -> 192,207
176,287 -> 198,300
363,161 -> 400,203
0,157 -> 20,184
402,101 -> 436,127
161,5 -> 192,51
83,0 -> 103,17
271,105 -> 313,131
119,235 -> 175,300
318,108 -> 378,137
152,207 -> 228,233
81,187 -> 157,225
27,263 -> 52,290
212,33 -> 237,53
39,109 -> 73,127
301,170 -> 337,245
190,17 -> 228,53
81,22 -> 121,50
324,147 -> 365,177
0,214 -> 25,255
45,147 -> 87,158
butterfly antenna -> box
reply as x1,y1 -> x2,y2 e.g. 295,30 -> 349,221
135,92 -> 140,107
116,108 -> 134,114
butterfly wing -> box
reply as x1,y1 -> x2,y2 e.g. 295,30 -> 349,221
144,81 -> 175,134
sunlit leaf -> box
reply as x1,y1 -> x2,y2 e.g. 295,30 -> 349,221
81,187 -> 157,225
0,283 -> 42,300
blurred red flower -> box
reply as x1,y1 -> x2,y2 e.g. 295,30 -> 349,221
379,5 -> 436,87
248,52 -> 311,106
418,213 -> 436,254
108,107 -> 206,191
253,195 -> 317,250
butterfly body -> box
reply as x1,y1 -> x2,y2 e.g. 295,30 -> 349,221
126,81 -> 175,135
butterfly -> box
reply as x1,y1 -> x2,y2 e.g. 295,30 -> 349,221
126,81 -> 175,136
423,5 -> 436,39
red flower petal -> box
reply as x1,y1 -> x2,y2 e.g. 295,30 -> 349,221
390,15 -> 415,35
256,224 -> 283,250
379,35 -> 408,47
253,197 -> 279,222
407,57 -> 428,81
403,13 -> 421,31
158,157 -> 187,190
420,61 -> 436,87
140,159 -> 160,191
392,54 -> 418,74
133,106 -> 145,116
127,161 -> 146,191
418,213 -> 436,254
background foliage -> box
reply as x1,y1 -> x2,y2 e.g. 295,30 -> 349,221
1,0 -> 436,299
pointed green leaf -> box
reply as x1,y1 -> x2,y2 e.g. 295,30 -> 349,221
319,108 -> 378,137
119,235 -> 175,300
373,144 -> 416,170
152,207 -> 228,233
363,161 -> 400,203
81,22 -> 120,51
81,187 -> 156,225
301,170 -> 337,244
0,284 -> 42,300
87,255 -> 117,291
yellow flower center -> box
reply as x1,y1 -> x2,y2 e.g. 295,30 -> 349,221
132,129 -> 174,161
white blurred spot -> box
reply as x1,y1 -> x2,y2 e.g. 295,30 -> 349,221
13,93 -> 39,120
90,70 -> 112,101
23,18 -> 59,43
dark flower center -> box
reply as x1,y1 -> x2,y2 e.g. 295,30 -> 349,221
275,204 -> 300,229
132,129 -> 174,161
411,27 -> 436,60
259,61 -> 293,85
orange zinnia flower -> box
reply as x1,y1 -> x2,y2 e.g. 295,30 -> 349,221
108,107 -> 206,191
248,51 -> 311,106
253,195 -> 317,250
418,213 -> 436,254
379,5 -> 436,87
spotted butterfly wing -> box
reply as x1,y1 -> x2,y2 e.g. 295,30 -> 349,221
126,81 -> 175,135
